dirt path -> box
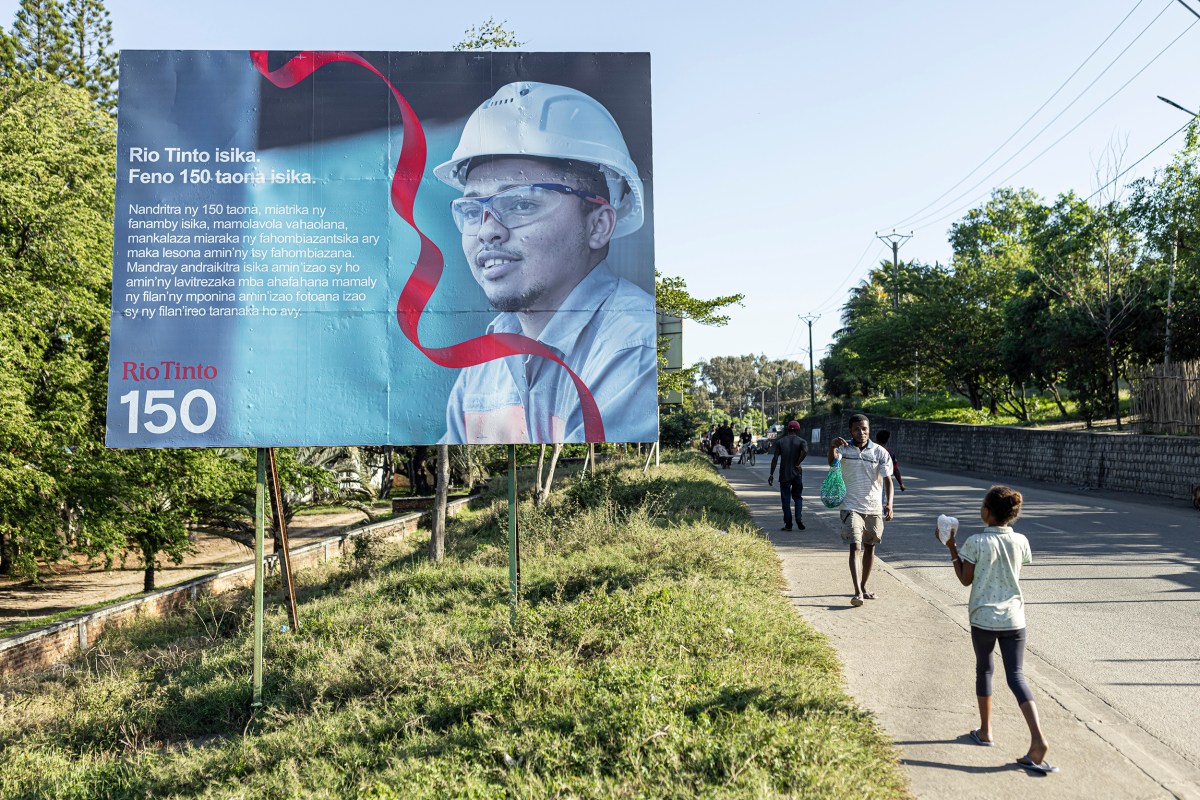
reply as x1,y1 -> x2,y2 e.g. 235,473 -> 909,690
0,511 -> 367,632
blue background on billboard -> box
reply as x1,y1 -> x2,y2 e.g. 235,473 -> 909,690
107,51 -> 655,448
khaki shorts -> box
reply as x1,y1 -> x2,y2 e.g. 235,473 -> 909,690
840,510 -> 884,546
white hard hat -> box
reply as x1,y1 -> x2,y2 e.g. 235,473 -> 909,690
433,82 -> 644,238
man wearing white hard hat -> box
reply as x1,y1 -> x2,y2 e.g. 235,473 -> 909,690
435,82 -> 657,444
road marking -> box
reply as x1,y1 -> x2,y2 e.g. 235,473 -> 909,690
1029,521 -> 1067,534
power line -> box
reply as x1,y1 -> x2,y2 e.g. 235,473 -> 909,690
910,14 -> 1199,234
888,0 -> 1151,229
900,0 -> 1180,231
779,315 -> 802,363
1084,116 -> 1196,203
809,238 -> 885,317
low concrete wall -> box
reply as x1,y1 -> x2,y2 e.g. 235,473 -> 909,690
0,496 -> 475,678
805,412 -> 1199,502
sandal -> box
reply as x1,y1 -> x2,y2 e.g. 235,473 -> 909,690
968,729 -> 993,747
1016,756 -> 1059,774
862,591 -> 877,600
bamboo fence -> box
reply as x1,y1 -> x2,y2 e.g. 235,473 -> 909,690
1130,360 -> 1200,435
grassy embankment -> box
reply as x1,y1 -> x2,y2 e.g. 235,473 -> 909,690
857,391 -> 1132,427
0,453 -> 910,799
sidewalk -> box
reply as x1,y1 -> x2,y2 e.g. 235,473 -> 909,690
720,460 -> 1200,800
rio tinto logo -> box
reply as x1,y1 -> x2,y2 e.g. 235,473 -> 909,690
117,360 -> 219,434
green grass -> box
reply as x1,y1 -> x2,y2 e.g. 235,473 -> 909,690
858,391 -> 1133,427
0,592 -> 151,639
0,453 -> 910,799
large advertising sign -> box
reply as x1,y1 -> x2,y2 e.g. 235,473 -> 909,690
107,51 -> 657,448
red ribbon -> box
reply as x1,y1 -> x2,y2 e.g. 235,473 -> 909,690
250,50 -> 605,441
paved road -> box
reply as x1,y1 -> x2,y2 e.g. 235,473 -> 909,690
793,457 -> 1200,772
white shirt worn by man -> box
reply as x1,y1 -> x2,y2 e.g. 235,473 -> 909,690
833,439 -> 893,515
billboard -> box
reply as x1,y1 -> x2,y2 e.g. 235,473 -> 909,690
107,51 -> 657,448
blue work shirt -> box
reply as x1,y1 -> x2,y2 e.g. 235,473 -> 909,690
443,262 -> 657,444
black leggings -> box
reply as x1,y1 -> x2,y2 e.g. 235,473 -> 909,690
971,626 -> 1034,705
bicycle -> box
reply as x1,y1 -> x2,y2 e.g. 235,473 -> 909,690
739,443 -> 756,466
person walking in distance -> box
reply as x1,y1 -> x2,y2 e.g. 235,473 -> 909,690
940,486 -> 1057,774
767,420 -> 809,531
828,414 -> 893,606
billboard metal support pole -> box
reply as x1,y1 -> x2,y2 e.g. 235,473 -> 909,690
507,445 -> 519,627
252,447 -> 266,707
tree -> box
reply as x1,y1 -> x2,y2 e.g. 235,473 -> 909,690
656,272 -> 743,398
0,76 -> 116,579
0,27 -> 16,75
1127,120 -> 1200,365
1033,191 -> 1143,427
453,17 -> 524,51
107,449 -> 244,592
8,0 -> 67,77
698,355 -> 762,417
58,0 -> 117,112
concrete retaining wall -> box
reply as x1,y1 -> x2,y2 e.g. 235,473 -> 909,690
0,496 -> 475,678
803,412 -> 1199,502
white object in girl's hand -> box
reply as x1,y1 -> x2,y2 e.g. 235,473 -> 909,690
936,514 -> 959,544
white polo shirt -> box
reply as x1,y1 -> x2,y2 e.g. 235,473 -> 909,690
833,440 -> 893,515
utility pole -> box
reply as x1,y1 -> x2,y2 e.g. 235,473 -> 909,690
1155,96 -> 1198,366
1165,230 -> 1178,365
798,313 -> 820,414
875,230 -> 912,310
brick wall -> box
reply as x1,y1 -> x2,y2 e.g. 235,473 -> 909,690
0,497 -> 475,678
802,412 -> 1200,502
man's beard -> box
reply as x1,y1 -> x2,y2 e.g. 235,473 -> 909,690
486,281 -> 547,313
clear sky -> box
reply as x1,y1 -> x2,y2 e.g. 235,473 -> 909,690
4,0 -> 1197,369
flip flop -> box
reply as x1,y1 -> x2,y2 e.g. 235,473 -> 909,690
862,591 -> 877,600
850,595 -> 864,607
968,729 -> 993,747
1016,756 -> 1059,774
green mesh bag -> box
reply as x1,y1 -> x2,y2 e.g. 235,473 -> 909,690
821,462 -> 847,508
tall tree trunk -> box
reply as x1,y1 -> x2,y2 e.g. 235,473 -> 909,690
538,444 -> 563,504
378,446 -> 395,500
143,560 -> 156,593
0,530 -> 11,576
430,444 -> 448,563
1107,335 -> 1122,430
416,445 -> 432,494
533,445 -> 546,507
1048,382 -> 1068,416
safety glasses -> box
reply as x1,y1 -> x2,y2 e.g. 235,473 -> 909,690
450,183 -> 608,235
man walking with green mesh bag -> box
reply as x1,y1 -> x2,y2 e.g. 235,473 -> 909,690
828,414 -> 894,607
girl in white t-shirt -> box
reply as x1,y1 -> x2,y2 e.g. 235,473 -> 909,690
939,486 -> 1058,775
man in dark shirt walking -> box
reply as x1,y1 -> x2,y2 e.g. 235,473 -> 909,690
767,420 -> 809,531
